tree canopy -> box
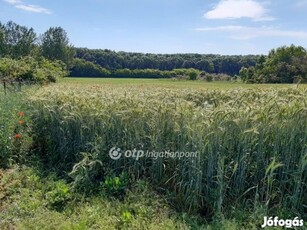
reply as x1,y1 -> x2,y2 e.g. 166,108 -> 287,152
74,48 -> 258,76
41,27 -> 75,68
239,45 -> 307,83
0,21 -> 36,58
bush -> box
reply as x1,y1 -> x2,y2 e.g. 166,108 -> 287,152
187,69 -> 199,80
102,173 -> 128,198
45,180 -> 71,211
205,74 -> 213,82
70,58 -> 111,77
0,57 -> 67,85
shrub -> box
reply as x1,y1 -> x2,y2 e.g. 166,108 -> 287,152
0,56 -> 67,86
205,74 -> 213,82
45,180 -> 71,211
70,59 -> 111,77
102,173 -> 128,198
187,69 -> 199,80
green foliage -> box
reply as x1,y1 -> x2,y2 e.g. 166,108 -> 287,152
205,74 -> 213,82
75,48 -> 258,76
201,72 -> 232,82
70,58 -> 111,77
187,68 -> 199,80
0,167 -> 198,229
110,69 -> 199,80
0,20 -> 73,75
112,68 -> 168,78
239,66 -> 256,83
34,57 -> 68,83
240,45 -> 307,83
0,23 -> 5,55
45,180 -> 71,211
0,56 -> 67,84
0,21 -> 36,58
40,27 -> 75,68
119,210 -> 133,228
102,173 -> 129,198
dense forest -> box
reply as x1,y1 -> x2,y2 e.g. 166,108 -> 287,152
74,48 -> 258,75
1,20 -> 307,83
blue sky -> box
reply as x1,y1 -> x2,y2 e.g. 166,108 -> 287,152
1,0 -> 307,55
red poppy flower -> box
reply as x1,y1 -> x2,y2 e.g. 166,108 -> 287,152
15,134 -> 21,139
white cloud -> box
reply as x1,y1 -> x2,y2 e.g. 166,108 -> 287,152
204,0 -> 274,21
195,26 -> 307,40
4,0 -> 22,4
3,0 -> 52,14
15,4 -> 52,14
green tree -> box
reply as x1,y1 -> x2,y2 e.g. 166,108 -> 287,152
240,45 -> 307,83
239,66 -> 256,83
260,45 -> 307,83
41,27 -> 75,68
1,21 -> 36,58
239,67 -> 248,82
292,55 -> 307,83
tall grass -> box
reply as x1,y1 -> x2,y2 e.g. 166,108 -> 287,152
28,85 -> 307,218
0,88 -> 30,168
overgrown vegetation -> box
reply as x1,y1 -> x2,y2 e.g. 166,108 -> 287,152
0,57 -> 67,91
1,167 -> 201,229
0,88 -> 31,168
1,80 -> 306,229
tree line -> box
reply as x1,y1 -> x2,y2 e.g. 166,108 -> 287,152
1,20 -> 306,83
70,61 -> 232,81
74,48 -> 259,76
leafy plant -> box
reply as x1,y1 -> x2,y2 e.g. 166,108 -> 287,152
45,180 -> 71,211
102,173 -> 128,198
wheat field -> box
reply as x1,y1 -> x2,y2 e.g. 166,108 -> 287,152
27,82 -> 307,219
